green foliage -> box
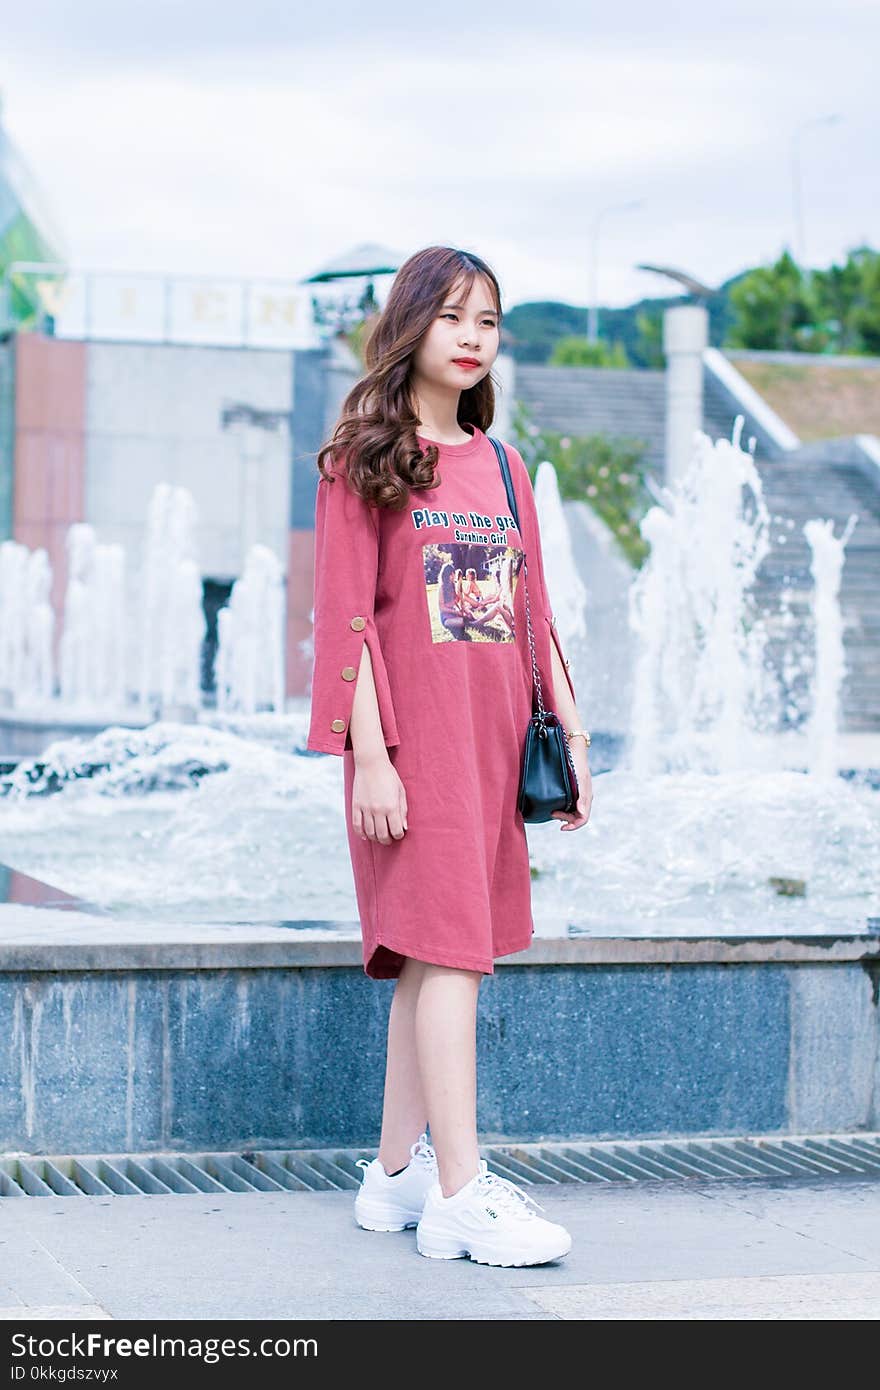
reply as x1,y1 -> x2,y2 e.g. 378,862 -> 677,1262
634,306 -> 665,368
502,246 -> 880,364
727,244 -> 880,354
727,250 -> 816,350
550,335 -> 630,367
510,399 -> 651,567
501,301 -> 589,364
503,281 -> 742,368
813,243 -> 880,354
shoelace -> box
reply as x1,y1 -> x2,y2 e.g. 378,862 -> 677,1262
410,1132 -> 437,1166
356,1131 -> 437,1177
474,1169 -> 546,1220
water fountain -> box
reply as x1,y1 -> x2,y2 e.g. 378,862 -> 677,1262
0,540 -> 54,708
215,544 -> 286,715
804,513 -> 859,779
0,481 -> 286,738
59,524 -> 127,711
0,421 -> 876,1154
0,482 -> 211,754
138,483 -> 205,718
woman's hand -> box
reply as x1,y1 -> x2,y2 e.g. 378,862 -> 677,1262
352,751 -> 409,845
551,744 -> 593,832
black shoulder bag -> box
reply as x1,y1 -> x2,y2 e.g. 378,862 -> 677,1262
487,435 -> 580,823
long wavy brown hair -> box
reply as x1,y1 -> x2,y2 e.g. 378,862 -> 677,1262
315,245 -> 504,510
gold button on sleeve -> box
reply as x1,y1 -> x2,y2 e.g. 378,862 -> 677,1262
341,666 -> 357,681
350,616 -> 366,631
330,718 -> 346,733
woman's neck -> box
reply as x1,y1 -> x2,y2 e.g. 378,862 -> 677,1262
413,390 -> 474,446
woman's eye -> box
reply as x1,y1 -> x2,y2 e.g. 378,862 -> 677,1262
442,314 -> 497,327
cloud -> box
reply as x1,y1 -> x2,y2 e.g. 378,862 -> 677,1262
0,6 -> 877,306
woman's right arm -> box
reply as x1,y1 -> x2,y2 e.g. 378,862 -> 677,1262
306,462 -> 407,844
306,462 -> 400,756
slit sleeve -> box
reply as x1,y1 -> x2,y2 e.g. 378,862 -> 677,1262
508,443 -> 578,707
305,462 -> 401,756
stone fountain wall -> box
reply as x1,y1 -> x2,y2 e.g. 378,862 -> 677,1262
2,929 -> 877,1154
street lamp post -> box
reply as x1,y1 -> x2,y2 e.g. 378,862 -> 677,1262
791,113 -> 842,265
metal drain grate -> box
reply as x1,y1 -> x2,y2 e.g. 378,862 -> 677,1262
2,1131 -> 880,1197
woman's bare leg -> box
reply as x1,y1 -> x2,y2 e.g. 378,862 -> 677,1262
469,600 -> 514,635
414,963 -> 482,1198
376,956 -> 430,1174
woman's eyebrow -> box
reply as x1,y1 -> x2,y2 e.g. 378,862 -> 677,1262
444,302 -> 498,315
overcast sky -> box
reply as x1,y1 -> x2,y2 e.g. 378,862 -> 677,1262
1,1 -> 877,311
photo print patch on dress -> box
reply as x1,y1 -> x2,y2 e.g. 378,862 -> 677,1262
411,502 -> 523,644
422,541 -> 524,644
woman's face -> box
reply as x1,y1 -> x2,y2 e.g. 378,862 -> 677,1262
411,274 -> 499,394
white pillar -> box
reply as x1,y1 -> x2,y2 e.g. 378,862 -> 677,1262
663,304 -> 708,487
491,351 -> 516,438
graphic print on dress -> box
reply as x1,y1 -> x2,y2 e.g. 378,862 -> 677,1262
423,541 -> 524,644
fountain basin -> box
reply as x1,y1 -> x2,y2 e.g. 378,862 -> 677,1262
1,714 -> 877,1154
3,907 -> 877,1155
0,706 -> 156,760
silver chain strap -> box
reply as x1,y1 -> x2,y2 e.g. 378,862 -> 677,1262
491,434 -> 578,794
519,554 -> 545,717
518,553 -> 578,785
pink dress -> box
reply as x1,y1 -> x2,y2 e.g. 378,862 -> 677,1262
306,424 -> 577,979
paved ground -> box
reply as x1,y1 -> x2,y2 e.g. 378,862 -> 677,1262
0,1175 -> 878,1320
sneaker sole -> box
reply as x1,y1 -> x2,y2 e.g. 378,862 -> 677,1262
356,1215 -> 420,1232
416,1229 -> 572,1267
354,1198 -> 423,1233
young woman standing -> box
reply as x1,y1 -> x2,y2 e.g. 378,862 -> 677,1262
306,246 -> 593,1267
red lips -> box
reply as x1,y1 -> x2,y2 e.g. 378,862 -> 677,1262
452,358 -> 481,368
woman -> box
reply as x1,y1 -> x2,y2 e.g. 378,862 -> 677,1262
437,560 -> 469,638
466,552 -> 517,638
460,566 -> 483,609
306,245 -> 593,1268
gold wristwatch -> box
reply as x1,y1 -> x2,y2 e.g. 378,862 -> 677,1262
567,729 -> 591,748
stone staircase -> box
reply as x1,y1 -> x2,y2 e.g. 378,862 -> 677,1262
748,441 -> 880,734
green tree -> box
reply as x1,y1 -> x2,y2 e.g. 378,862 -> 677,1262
727,249 -> 818,351
810,247 -> 868,353
846,245 -> 880,353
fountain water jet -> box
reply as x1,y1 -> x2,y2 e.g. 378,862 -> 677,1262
804,513 -> 858,779
137,484 -> 206,715
215,544 -> 285,714
627,421 -> 780,778
0,541 -> 55,708
59,524 -> 127,711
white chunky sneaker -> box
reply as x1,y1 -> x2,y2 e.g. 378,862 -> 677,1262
354,1132 -> 438,1232
416,1158 -> 572,1266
